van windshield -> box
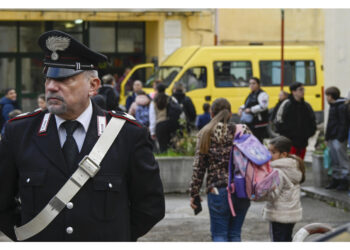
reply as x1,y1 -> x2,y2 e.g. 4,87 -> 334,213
145,66 -> 182,88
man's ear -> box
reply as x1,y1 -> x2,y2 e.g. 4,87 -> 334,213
88,77 -> 101,97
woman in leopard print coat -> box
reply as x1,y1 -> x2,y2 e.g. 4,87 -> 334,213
189,98 -> 251,242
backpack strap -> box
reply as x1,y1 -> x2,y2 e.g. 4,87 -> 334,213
226,123 -> 251,217
227,146 -> 236,217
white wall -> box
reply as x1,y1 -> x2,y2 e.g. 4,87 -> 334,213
324,9 -> 350,121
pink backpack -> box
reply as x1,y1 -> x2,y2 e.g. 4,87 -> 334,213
227,124 -> 280,216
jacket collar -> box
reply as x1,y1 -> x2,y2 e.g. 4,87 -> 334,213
33,101 -> 106,177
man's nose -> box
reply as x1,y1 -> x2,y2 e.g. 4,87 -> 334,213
45,79 -> 60,91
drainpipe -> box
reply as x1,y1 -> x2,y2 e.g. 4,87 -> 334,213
214,9 -> 219,46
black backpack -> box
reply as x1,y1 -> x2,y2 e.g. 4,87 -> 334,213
167,97 -> 182,121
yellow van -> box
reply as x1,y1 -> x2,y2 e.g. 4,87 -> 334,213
120,46 -> 323,116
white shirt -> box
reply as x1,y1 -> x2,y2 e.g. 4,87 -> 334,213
149,101 -> 156,136
55,100 -> 93,152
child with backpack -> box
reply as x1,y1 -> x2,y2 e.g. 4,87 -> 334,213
263,136 -> 305,242
189,98 -> 251,242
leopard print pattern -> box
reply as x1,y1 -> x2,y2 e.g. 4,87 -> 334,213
190,123 -> 251,197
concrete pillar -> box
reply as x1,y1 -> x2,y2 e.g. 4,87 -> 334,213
324,9 -> 350,122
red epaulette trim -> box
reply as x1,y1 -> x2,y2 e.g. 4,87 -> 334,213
9,109 -> 43,123
108,111 -> 142,128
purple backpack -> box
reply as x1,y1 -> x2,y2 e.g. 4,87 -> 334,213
227,125 -> 280,216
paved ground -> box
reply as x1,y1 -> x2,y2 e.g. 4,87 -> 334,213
138,164 -> 350,242
2,193 -> 348,242
1,194 -> 349,242
139,194 -> 350,242
2,163 -> 350,242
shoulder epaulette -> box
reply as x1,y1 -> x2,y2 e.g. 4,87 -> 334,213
9,108 -> 43,123
108,110 -> 142,128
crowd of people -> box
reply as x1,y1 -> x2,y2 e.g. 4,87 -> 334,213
187,78 -> 350,242
88,72 -> 348,242
0,29 -> 349,243
1,74 -> 349,189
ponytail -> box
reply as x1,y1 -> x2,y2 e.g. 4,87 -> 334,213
198,98 -> 232,154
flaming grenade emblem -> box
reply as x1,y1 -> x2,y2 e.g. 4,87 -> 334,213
46,36 -> 70,61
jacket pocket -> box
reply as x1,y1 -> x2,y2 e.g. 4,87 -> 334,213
19,170 -> 47,215
92,175 -> 122,221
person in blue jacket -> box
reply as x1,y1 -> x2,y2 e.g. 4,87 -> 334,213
0,88 -> 20,130
196,103 -> 211,130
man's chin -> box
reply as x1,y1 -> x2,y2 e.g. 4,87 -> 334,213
47,105 -> 67,115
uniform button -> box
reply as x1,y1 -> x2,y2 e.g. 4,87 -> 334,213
26,178 -> 30,183
66,227 -> 73,234
108,183 -> 113,188
66,202 -> 73,209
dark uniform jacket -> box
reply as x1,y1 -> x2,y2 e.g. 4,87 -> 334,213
325,97 -> 348,142
0,102 -> 165,241
275,95 -> 316,148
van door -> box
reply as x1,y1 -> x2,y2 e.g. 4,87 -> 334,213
119,63 -> 154,105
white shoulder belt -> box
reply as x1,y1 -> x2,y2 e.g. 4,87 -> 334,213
14,117 -> 126,241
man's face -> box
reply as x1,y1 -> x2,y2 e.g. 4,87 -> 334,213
6,89 -> 17,101
133,81 -> 142,93
292,86 -> 305,100
45,72 -> 99,120
326,95 -> 334,104
278,91 -> 288,102
249,79 -> 259,92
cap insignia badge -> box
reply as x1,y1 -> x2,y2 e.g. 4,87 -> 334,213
46,36 -> 70,61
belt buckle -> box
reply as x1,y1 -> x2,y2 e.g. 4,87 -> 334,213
79,155 -> 100,177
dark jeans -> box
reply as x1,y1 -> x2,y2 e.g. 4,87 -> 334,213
207,187 -> 250,242
270,222 -> 295,242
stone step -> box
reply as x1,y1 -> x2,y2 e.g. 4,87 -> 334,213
302,186 -> 350,211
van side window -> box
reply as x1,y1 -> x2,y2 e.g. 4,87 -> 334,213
259,60 -> 316,86
178,67 -> 207,92
214,61 -> 252,87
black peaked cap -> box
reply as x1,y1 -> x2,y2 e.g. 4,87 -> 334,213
38,30 -> 108,78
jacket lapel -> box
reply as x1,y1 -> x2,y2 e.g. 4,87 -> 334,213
32,112 -> 70,176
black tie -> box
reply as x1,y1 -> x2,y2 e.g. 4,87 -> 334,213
62,120 -> 80,171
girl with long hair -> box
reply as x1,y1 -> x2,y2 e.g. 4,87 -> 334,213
190,98 -> 251,242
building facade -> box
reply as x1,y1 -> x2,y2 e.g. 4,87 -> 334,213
0,9 -> 324,111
